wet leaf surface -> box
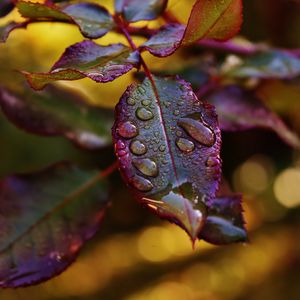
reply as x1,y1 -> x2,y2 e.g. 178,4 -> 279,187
0,163 -> 109,287
207,85 -> 300,149
115,0 -> 168,22
23,41 -> 140,90
0,84 -> 114,150
112,75 -> 242,242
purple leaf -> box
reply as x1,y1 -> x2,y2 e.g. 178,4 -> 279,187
112,75 -> 226,243
23,41 -> 140,90
140,23 -> 185,57
115,0 -> 168,22
0,21 -> 27,43
0,84 -> 114,150
207,85 -> 300,149
0,163 -> 109,287
16,1 -> 114,39
0,0 -> 14,17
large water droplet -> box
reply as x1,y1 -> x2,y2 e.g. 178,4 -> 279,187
133,158 -> 158,177
136,107 -> 154,121
130,140 -> 147,155
131,175 -> 153,192
178,118 -> 215,146
117,121 -> 138,138
176,138 -> 195,153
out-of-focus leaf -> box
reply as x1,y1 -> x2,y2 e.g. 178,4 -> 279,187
207,85 -> 300,149
115,0 -> 168,22
183,0 -> 243,44
0,84 -> 114,150
0,21 -> 26,43
23,41 -> 140,90
112,75 -> 244,244
17,1 -> 114,39
227,51 -> 300,79
0,0 -> 14,17
140,23 -> 185,57
200,195 -> 247,245
0,163 -> 109,287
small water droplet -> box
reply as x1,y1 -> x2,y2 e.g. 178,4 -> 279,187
117,121 -> 138,138
178,118 -> 215,146
173,109 -> 180,116
130,140 -> 147,155
127,97 -> 136,106
176,130 -> 183,137
163,101 -> 171,108
136,107 -> 154,121
176,138 -> 195,153
206,156 -> 219,167
116,140 -> 126,150
117,149 -> 127,157
142,99 -> 151,106
131,175 -> 153,192
159,145 -> 166,152
133,158 -> 158,177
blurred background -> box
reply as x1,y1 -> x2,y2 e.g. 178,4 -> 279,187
1,0 -> 300,299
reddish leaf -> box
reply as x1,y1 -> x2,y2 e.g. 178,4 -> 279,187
16,1 -> 114,39
115,0 -> 168,22
207,85 -> 300,149
0,163 -> 109,287
23,41 -> 140,90
183,0 -> 243,44
140,23 -> 185,57
0,84 -> 114,150
112,76 -> 245,244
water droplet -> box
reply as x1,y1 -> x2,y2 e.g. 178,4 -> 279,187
131,175 -> 153,192
206,156 -> 219,167
178,118 -> 215,146
130,140 -> 147,155
133,158 -> 158,177
178,100 -> 184,106
176,130 -> 183,137
117,121 -> 138,138
176,138 -> 195,153
127,97 -> 136,106
163,101 -> 171,108
173,109 -> 180,116
116,140 -> 126,150
117,149 -> 127,157
159,145 -> 166,152
136,107 -> 154,121
142,99 -> 151,106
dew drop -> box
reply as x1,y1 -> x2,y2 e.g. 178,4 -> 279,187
142,99 -> 151,106
127,97 -> 136,106
133,158 -> 158,177
159,145 -> 166,152
178,118 -> 215,146
176,138 -> 195,153
117,121 -> 138,138
130,140 -> 147,155
136,107 -> 154,121
131,175 -> 153,192
116,140 -> 126,150
173,109 -> 180,116
206,156 -> 220,167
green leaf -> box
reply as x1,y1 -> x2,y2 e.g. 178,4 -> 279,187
207,85 -> 300,149
23,41 -> 140,90
115,0 -> 168,22
0,84 -> 114,150
17,1 -> 115,39
226,51 -> 300,79
112,76 -> 226,242
0,163 -> 109,287
183,0 -> 243,44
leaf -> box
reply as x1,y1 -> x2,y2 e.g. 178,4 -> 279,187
17,1 -> 114,39
0,0 -> 14,17
140,23 -> 185,57
0,83 -> 114,150
0,21 -> 27,43
115,0 -> 168,22
200,195 -> 247,245
207,85 -> 300,149
183,0 -> 243,44
23,41 -> 140,90
0,163 -> 109,287
226,51 -> 300,79
112,75 -> 244,244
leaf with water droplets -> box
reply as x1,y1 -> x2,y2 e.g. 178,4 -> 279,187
115,0 -> 168,22
16,1 -> 114,39
0,83 -> 114,150
112,75 -> 241,243
207,85 -> 300,149
0,163 -> 109,287
183,0 -> 243,44
226,51 -> 300,79
23,41 -> 140,90
0,0 -> 14,17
